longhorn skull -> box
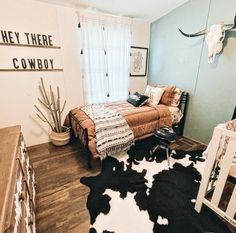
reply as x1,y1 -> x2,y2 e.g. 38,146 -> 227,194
179,15 -> 236,63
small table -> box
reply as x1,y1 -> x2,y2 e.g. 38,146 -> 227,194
150,127 -> 177,165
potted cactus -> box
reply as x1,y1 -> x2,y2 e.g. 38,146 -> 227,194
34,78 -> 70,146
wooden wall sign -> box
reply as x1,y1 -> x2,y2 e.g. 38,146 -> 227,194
0,30 -> 63,72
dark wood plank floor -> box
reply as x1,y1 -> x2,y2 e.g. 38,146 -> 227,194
28,137 -> 235,233
28,141 -> 100,233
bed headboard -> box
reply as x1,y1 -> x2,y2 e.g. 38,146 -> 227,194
175,92 -> 189,136
232,106 -> 236,120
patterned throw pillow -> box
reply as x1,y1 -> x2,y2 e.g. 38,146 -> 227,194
127,92 -> 149,107
157,85 -> 176,106
170,87 -> 183,107
144,85 -> 165,106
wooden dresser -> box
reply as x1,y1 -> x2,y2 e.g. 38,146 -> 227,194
0,126 -> 36,233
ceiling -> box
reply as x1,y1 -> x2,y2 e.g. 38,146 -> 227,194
36,0 -> 188,22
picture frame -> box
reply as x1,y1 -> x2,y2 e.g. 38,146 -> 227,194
130,46 -> 148,77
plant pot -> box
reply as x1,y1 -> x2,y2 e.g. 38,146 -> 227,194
49,126 -> 70,146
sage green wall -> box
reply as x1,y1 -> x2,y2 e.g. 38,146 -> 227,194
149,0 -> 236,143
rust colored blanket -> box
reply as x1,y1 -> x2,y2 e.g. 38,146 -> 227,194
65,101 -> 172,158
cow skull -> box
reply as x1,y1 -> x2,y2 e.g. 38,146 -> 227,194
179,15 -> 236,63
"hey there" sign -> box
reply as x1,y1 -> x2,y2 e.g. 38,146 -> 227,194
0,30 -> 62,71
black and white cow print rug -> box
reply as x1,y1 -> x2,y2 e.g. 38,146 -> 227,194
81,139 -> 231,233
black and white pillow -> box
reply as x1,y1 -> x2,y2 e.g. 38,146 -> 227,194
127,92 -> 149,107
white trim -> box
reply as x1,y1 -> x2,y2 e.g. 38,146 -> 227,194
194,128 -> 222,212
226,185 -> 236,218
211,137 -> 236,206
194,126 -> 236,227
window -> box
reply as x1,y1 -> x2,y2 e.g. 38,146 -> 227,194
79,12 -> 132,104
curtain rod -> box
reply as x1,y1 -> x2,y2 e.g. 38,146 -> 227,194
75,8 -> 133,20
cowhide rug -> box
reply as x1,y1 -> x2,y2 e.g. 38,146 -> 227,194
81,139 -> 231,233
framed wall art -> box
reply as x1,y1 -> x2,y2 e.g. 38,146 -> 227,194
130,46 -> 148,77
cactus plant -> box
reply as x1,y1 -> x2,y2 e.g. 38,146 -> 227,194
34,78 -> 67,133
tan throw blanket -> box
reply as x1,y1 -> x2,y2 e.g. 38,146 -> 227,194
81,104 -> 134,158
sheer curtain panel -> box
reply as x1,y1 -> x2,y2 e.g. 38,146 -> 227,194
78,11 -> 132,105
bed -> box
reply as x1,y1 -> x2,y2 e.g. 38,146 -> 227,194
65,91 -> 189,168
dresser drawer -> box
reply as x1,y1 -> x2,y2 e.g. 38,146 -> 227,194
24,180 -> 36,233
10,182 -> 36,233
0,126 -> 37,233
19,135 -> 27,168
17,136 -> 36,206
4,173 -> 27,233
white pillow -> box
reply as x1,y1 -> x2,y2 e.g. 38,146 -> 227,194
144,85 -> 156,96
144,85 -> 165,106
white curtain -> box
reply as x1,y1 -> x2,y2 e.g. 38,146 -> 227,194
79,11 -> 132,104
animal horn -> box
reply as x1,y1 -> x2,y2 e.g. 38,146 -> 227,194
223,14 -> 236,31
178,28 -> 207,37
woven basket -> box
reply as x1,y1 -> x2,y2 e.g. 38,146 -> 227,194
49,126 -> 70,146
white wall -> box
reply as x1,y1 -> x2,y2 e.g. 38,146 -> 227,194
130,20 -> 150,95
0,0 -> 83,146
0,0 -> 150,146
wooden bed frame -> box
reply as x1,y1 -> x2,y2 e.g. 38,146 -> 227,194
69,92 -> 189,168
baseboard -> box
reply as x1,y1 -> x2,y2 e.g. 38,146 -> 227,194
183,135 -> 208,147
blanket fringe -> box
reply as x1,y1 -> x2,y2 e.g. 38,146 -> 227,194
81,104 -> 135,158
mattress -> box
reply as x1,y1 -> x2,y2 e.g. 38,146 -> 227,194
66,101 -> 173,158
